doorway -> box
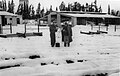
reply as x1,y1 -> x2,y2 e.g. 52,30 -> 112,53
17,18 -> 20,24
1,16 -> 5,26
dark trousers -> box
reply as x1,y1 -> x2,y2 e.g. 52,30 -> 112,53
50,33 -> 56,47
61,31 -> 64,42
64,36 -> 70,47
69,36 -> 72,42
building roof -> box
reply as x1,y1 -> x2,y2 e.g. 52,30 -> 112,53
58,11 -> 107,15
60,13 -> 120,19
0,11 -> 17,16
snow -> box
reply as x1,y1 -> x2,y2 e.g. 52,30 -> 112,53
0,24 -> 120,76
109,72 -> 120,76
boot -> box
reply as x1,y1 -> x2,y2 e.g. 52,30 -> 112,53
64,43 -> 66,47
68,43 -> 70,47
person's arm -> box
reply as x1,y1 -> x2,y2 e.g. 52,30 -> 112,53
70,27 -> 72,36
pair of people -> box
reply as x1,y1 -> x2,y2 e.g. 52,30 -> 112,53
49,22 -> 73,47
62,22 -> 72,47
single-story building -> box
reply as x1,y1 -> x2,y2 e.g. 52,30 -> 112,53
0,11 -> 23,26
46,11 -> 120,27
5,15 -> 23,25
0,11 -> 23,34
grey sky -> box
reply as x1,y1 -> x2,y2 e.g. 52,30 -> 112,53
4,0 -> 120,12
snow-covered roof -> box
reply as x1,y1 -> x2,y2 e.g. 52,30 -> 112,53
60,13 -> 120,18
0,11 -> 17,16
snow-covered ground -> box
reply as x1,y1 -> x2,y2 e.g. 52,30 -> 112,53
0,24 -> 120,76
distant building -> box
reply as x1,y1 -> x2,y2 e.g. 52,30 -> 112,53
46,11 -> 120,26
19,0 -> 29,5
0,11 -> 23,26
5,15 -> 23,25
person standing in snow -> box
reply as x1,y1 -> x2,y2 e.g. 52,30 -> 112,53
68,24 -> 73,43
49,22 -> 57,47
61,25 -> 65,42
62,22 -> 73,47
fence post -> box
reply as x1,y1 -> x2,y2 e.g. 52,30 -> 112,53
91,24 -> 93,30
38,24 -> 39,33
0,24 -> 3,34
115,25 -> 117,32
25,23 -> 27,34
98,24 -> 100,31
38,19 -> 40,33
10,23 -> 12,33
106,25 -> 108,31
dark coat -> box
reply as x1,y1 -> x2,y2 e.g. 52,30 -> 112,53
62,26 -> 69,36
49,24 -> 57,33
68,25 -> 73,42
68,25 -> 72,36
49,24 -> 57,46
62,25 -> 73,42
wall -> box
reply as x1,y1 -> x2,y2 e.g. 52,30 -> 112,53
5,16 -> 17,26
71,17 -> 77,26
0,16 -> 1,25
0,16 -> 3,34
5,16 -> 11,24
12,17 -> 17,26
77,17 -> 86,25
5,15 -> 23,26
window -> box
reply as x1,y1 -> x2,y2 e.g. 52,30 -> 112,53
17,18 -> 20,24
5,18 -> 7,25
77,17 -> 86,25
10,18 -> 12,20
